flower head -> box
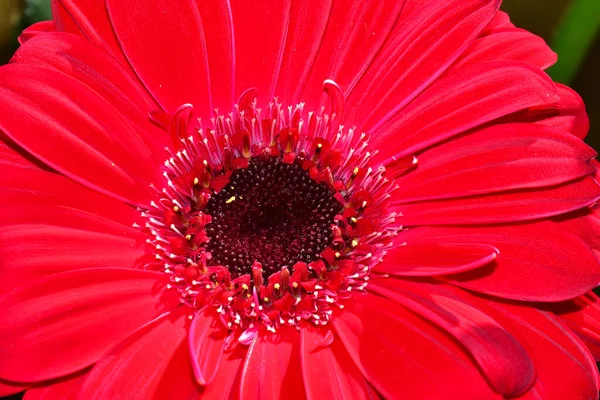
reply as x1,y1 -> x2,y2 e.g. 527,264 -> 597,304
0,0 -> 600,399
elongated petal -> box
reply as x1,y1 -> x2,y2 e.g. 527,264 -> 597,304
372,62 -> 558,161
374,242 -> 498,276
455,28 -> 557,70
301,0 -> 405,106
395,223 -> 600,301
12,32 -> 165,151
552,292 -> 600,360
23,372 -> 87,400
18,20 -> 55,44
75,307 -> 198,399
0,64 -> 160,207
300,328 -> 373,400
488,302 -> 599,399
239,328 -> 304,400
231,0 -> 291,104
188,309 -> 228,385
333,293 -> 499,399
393,176 -> 600,225
393,123 -> 596,203
369,280 -> 535,397
106,0 -> 212,114
198,347 -> 246,400
347,0 -> 500,133
0,268 -> 179,382
0,380 -> 27,397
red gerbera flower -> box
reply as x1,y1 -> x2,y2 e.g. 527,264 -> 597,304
1,0 -> 600,398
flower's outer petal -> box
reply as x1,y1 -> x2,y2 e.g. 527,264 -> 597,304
552,292 -> 600,361
75,307 -> 199,400
393,223 -> 600,302
239,327 -> 305,400
12,32 -> 166,149
371,62 -> 558,162
188,309 -> 228,386
153,338 -> 202,400
0,138 -> 45,170
333,293 -> 500,399
369,280 -> 535,397
300,328 -> 372,400
230,0 -> 292,105
454,28 -> 557,70
18,20 -> 56,45
51,0 -> 129,66
198,347 -> 246,400
0,380 -> 27,397
0,164 -> 141,226
392,176 -> 600,225
346,0 -> 500,133
194,0 -> 235,111
300,0 -> 405,107
23,372 -> 87,400
481,10 -> 514,35
274,0 -> 333,105
106,0 -> 212,115
393,124 -> 596,203
0,223 -> 143,293
0,64 -> 160,207
374,242 -> 498,277
522,84 -> 590,140
0,268 -> 179,382
488,302 -> 599,400
556,206 -> 600,259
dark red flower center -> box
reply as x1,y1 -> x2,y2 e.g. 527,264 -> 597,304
143,98 -> 398,339
204,157 -> 342,278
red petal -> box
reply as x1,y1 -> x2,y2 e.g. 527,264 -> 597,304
392,176 -> 600,225
300,328 -> 372,400
557,206 -> 600,259
393,123 -> 596,203
22,372 -> 87,400
198,347 -> 246,400
106,0 -> 211,114
18,20 -> 55,45
347,0 -> 500,133
369,280 -> 535,397
12,32 -> 165,153
371,61 -> 558,161
51,0 -> 134,71
0,380 -> 27,397
481,11 -> 514,34
230,0 -> 291,104
0,64 -> 161,207
274,0 -> 333,105
301,0 -> 405,107
188,309 -> 228,385
455,28 -> 557,70
489,302 -> 599,399
398,222 -> 600,301
333,293 -> 499,399
374,242 -> 498,276
75,307 -> 198,399
552,292 -> 600,361
0,268 -> 179,382
239,328 -> 305,400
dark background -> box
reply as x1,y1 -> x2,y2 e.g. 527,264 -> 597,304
0,0 -> 599,399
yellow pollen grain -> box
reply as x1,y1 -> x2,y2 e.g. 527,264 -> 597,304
263,297 -> 269,302
242,284 -> 248,290
193,177 -> 199,185
317,143 -> 323,149
351,239 -> 359,247
173,206 -> 180,212
293,282 -> 299,288
353,167 -> 359,175
335,252 -> 341,258
203,160 -> 209,167
226,196 -> 236,204
274,283 -> 281,290
185,234 -> 192,241
350,217 -> 358,224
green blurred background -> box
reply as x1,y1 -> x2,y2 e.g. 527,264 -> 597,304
0,0 -> 599,148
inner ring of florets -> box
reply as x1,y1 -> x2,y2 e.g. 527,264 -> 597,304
142,97 -> 398,336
